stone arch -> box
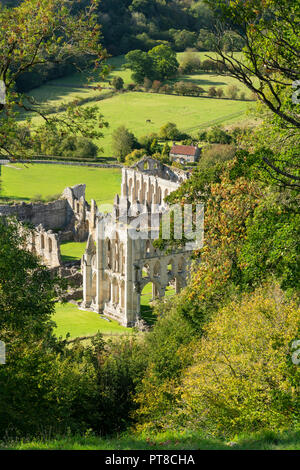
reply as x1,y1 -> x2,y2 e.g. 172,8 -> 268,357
104,273 -> 111,303
167,258 -> 175,276
48,238 -> 53,253
119,243 -> 125,275
91,254 -> 97,269
142,263 -> 150,279
128,178 -> 133,198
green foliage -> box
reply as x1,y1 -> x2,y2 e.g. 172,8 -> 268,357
173,81 -> 204,97
240,192 -> 300,291
206,125 -> 232,144
111,76 -> 124,90
125,45 -> 179,84
112,125 -> 139,162
0,220 -> 62,341
159,122 -> 181,140
134,298 -> 197,431
0,0 -> 107,159
34,135 -> 99,159
198,144 -> 236,169
125,50 -> 154,84
178,51 -> 201,74
174,285 -> 300,437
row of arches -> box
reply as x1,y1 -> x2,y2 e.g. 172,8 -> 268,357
124,176 -> 171,206
105,235 -> 125,274
91,273 -> 126,310
140,256 -> 186,281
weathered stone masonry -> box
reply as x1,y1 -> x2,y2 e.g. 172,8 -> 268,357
82,157 -> 194,327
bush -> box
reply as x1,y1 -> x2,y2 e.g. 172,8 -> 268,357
208,86 -> 217,97
227,84 -> 239,99
179,51 -> 201,74
175,285 -> 300,437
206,126 -> 232,144
112,126 -> 139,162
134,297 -> 197,432
198,144 -> 236,169
111,76 -> 124,90
159,122 -> 181,140
37,135 -> 99,160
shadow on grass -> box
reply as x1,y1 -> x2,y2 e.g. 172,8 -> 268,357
140,305 -> 157,326
61,255 -> 80,262
0,196 -> 31,203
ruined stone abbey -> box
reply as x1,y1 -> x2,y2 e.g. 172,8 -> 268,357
0,157 -> 199,327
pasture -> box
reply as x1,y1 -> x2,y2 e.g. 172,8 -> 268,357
0,164 -> 122,205
83,92 -> 251,156
19,53 -> 253,158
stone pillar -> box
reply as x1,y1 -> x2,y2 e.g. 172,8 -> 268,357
82,258 -> 93,307
95,219 -> 106,312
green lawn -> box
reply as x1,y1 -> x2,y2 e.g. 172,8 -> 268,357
53,302 -> 130,339
2,429 -> 300,450
60,241 -> 87,262
0,164 -> 121,206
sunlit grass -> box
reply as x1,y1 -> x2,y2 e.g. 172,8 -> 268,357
53,302 -> 130,339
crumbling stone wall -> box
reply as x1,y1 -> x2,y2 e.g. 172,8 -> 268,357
82,157 -> 194,327
0,183 -> 91,266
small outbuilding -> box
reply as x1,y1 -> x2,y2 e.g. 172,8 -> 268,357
169,144 -> 201,164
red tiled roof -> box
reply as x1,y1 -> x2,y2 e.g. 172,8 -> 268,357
170,145 -> 199,156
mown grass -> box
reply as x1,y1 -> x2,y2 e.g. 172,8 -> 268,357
60,241 -> 87,262
1,429 -> 299,450
53,302 -> 130,339
0,164 -> 122,206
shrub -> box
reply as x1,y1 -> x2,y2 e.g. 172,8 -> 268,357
112,126 -> 139,162
151,80 -> 162,92
198,144 -> 236,169
176,285 -> 300,437
143,77 -> 152,91
179,51 -> 201,74
208,86 -> 217,97
227,84 -> 239,99
111,76 -> 124,90
159,122 -> 181,140
206,126 -> 232,144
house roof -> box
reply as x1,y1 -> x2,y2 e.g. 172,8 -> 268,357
170,145 -> 199,156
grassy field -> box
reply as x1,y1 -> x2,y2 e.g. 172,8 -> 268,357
19,53 -> 253,158
0,164 -> 121,205
60,241 -> 87,262
53,302 -> 130,339
86,92 -> 251,156
2,429 -> 299,450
